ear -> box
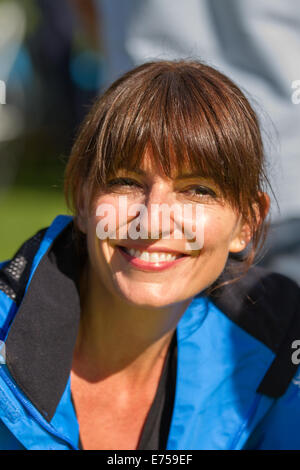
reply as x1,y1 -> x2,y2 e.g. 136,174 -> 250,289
229,192 -> 270,253
75,183 -> 90,234
228,218 -> 252,253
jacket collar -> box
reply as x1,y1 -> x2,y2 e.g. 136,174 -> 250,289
5,218 -> 81,422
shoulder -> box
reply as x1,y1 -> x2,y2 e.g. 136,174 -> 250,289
0,216 -> 73,336
208,258 -> 300,398
244,368 -> 300,449
0,229 -> 47,304
209,259 -> 300,351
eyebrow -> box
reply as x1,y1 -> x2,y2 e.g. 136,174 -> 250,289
119,168 -> 204,180
176,173 -> 205,180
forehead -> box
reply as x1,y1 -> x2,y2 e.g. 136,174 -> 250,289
117,147 -> 198,180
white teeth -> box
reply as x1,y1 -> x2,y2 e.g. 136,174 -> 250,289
149,253 -> 160,263
124,248 -> 179,262
140,252 -> 150,262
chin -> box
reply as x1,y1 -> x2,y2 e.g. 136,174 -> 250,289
116,282 -> 184,308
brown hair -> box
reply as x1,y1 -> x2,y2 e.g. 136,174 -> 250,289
64,60 -> 271,278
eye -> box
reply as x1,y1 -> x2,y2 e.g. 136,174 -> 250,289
181,185 -> 217,201
107,177 -> 143,189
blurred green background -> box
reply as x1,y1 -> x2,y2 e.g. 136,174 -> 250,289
0,0 -> 101,260
0,155 -> 68,260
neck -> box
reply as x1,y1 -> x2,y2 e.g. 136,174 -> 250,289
72,262 -> 191,385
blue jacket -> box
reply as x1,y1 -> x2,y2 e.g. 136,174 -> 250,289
0,215 -> 300,450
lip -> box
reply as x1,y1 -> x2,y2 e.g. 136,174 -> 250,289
116,245 -> 189,272
117,242 -> 188,256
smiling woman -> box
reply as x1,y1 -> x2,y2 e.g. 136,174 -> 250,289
0,61 -> 300,451
65,61 -> 271,272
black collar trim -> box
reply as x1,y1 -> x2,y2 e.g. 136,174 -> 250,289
5,222 -> 81,422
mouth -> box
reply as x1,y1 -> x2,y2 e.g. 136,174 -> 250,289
116,245 -> 190,272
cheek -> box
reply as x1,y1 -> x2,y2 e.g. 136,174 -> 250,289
201,208 -> 237,251
189,209 -> 239,290
85,229 -> 120,296
89,195 -> 119,242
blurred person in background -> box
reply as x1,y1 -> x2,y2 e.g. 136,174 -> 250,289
28,0 -> 101,154
76,0 -> 300,284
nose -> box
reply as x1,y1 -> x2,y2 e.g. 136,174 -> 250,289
136,181 -> 177,240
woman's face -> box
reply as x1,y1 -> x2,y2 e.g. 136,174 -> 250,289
78,149 -> 249,308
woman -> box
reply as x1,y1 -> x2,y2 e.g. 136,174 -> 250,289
0,61 -> 300,451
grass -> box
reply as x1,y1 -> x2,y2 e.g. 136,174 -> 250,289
0,187 -> 68,261
0,157 -> 70,261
